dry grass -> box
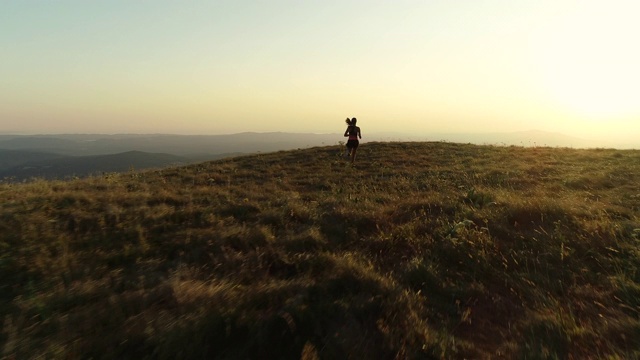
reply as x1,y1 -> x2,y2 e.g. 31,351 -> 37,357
1,142 -> 639,359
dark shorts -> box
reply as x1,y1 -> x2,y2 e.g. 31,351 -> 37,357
346,140 -> 359,149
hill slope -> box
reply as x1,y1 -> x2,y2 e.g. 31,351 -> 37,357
1,142 -> 639,358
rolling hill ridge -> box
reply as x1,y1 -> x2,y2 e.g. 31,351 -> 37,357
1,142 -> 639,358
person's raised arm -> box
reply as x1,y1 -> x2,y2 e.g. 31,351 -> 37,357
344,127 -> 350,137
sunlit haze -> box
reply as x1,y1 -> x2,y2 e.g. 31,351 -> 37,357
1,1 -> 639,146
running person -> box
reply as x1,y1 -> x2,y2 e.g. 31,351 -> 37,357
344,117 -> 362,165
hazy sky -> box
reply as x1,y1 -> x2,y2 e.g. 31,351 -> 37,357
2,1 -> 639,142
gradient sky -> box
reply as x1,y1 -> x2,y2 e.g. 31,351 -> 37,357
1,1 -> 639,143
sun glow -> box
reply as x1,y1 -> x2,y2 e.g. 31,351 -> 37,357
535,3 -> 640,121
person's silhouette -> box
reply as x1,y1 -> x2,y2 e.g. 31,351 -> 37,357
343,117 -> 362,165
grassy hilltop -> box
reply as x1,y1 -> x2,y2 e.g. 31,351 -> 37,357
1,142 -> 639,359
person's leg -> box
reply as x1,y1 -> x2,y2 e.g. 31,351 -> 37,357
346,141 -> 355,158
350,147 -> 357,164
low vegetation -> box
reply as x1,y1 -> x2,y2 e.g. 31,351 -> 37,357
1,142 -> 639,359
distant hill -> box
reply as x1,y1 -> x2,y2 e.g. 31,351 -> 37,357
0,149 -> 67,169
428,130 -> 612,148
0,132 -> 344,157
1,130 -> 632,181
0,150 -> 190,181
1,130 -> 631,160
0,132 -> 345,180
